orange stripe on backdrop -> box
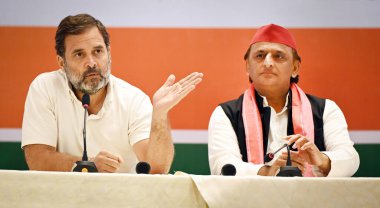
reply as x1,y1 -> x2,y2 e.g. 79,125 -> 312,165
0,27 -> 379,129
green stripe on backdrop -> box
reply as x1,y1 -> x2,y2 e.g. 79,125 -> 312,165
0,142 -> 27,170
0,142 -> 378,177
171,144 -> 210,175
353,144 -> 380,177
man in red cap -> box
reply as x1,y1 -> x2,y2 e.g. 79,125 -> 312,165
208,24 -> 359,177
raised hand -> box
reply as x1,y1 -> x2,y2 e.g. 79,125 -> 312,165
153,72 -> 203,114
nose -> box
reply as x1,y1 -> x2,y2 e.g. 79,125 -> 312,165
263,53 -> 273,68
85,55 -> 97,69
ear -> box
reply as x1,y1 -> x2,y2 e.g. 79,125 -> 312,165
245,60 -> 250,76
291,60 -> 300,78
107,46 -> 112,62
57,55 -> 64,69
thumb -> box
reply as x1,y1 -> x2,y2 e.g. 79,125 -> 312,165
163,74 -> 176,87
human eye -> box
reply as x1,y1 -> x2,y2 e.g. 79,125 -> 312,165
94,48 -> 104,56
274,53 -> 286,60
74,52 -> 83,58
255,52 -> 265,59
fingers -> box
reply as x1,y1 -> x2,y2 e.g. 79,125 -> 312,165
162,74 -> 176,87
276,152 -> 307,173
162,72 -> 203,95
285,134 -> 310,150
93,150 -> 123,173
178,72 -> 203,87
285,134 -> 302,146
176,83 -> 196,98
178,72 -> 202,93
300,141 -> 314,151
292,161 -> 306,173
152,72 -> 203,113
168,72 -> 203,98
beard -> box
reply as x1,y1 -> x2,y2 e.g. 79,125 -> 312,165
64,58 -> 111,94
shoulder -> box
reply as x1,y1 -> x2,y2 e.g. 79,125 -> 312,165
209,106 -> 234,131
219,94 -> 244,116
110,75 -> 150,100
306,93 -> 326,107
27,69 -> 68,99
109,75 -> 152,109
210,106 -> 227,121
305,93 -> 327,117
324,99 -> 345,118
306,93 -> 342,115
30,69 -> 66,87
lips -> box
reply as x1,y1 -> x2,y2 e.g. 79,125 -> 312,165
85,73 -> 100,77
261,72 -> 276,75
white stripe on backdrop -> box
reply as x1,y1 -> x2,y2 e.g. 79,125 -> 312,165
1,0 -> 380,27
1,128 -> 379,144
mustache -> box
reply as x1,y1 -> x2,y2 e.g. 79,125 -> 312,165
82,66 -> 103,78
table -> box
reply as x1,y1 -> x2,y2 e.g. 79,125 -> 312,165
1,170 -> 379,208
191,175 -> 380,208
0,170 -> 206,208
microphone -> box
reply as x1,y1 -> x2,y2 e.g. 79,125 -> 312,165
73,93 -> 98,173
81,93 -> 90,161
221,164 -> 236,176
276,145 -> 302,177
264,143 -> 287,163
136,161 -> 151,174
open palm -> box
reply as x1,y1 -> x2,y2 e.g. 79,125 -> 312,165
153,72 -> 203,113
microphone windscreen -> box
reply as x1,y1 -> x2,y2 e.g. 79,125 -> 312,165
264,153 -> 274,163
136,161 -> 151,174
221,164 -> 236,176
82,93 -> 90,106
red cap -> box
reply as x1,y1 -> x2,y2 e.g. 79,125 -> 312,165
249,24 -> 297,50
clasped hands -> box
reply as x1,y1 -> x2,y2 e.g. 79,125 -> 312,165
266,134 -> 331,176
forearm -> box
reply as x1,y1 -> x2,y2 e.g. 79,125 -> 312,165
146,110 -> 174,174
24,144 -> 80,171
258,165 -> 279,176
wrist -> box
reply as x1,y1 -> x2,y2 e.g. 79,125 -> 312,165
152,108 -> 169,120
317,153 -> 331,175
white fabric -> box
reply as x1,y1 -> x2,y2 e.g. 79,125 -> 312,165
0,170 -> 207,208
22,69 -> 152,173
190,175 -> 380,208
1,170 -> 379,208
208,96 -> 360,177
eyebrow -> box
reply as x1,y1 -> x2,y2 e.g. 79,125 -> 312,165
72,48 -> 84,54
71,45 -> 105,54
254,49 -> 286,53
94,45 -> 105,50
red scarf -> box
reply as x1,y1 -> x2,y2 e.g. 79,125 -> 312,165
242,83 -> 315,177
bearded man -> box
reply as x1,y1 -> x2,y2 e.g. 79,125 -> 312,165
22,14 -> 203,173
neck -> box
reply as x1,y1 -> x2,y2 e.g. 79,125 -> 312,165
256,86 -> 289,113
75,86 -> 108,115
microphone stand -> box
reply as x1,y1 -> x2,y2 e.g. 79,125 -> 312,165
73,94 -> 98,173
276,145 -> 302,177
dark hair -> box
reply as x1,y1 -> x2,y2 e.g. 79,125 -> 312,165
244,45 -> 301,83
55,14 -> 110,58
